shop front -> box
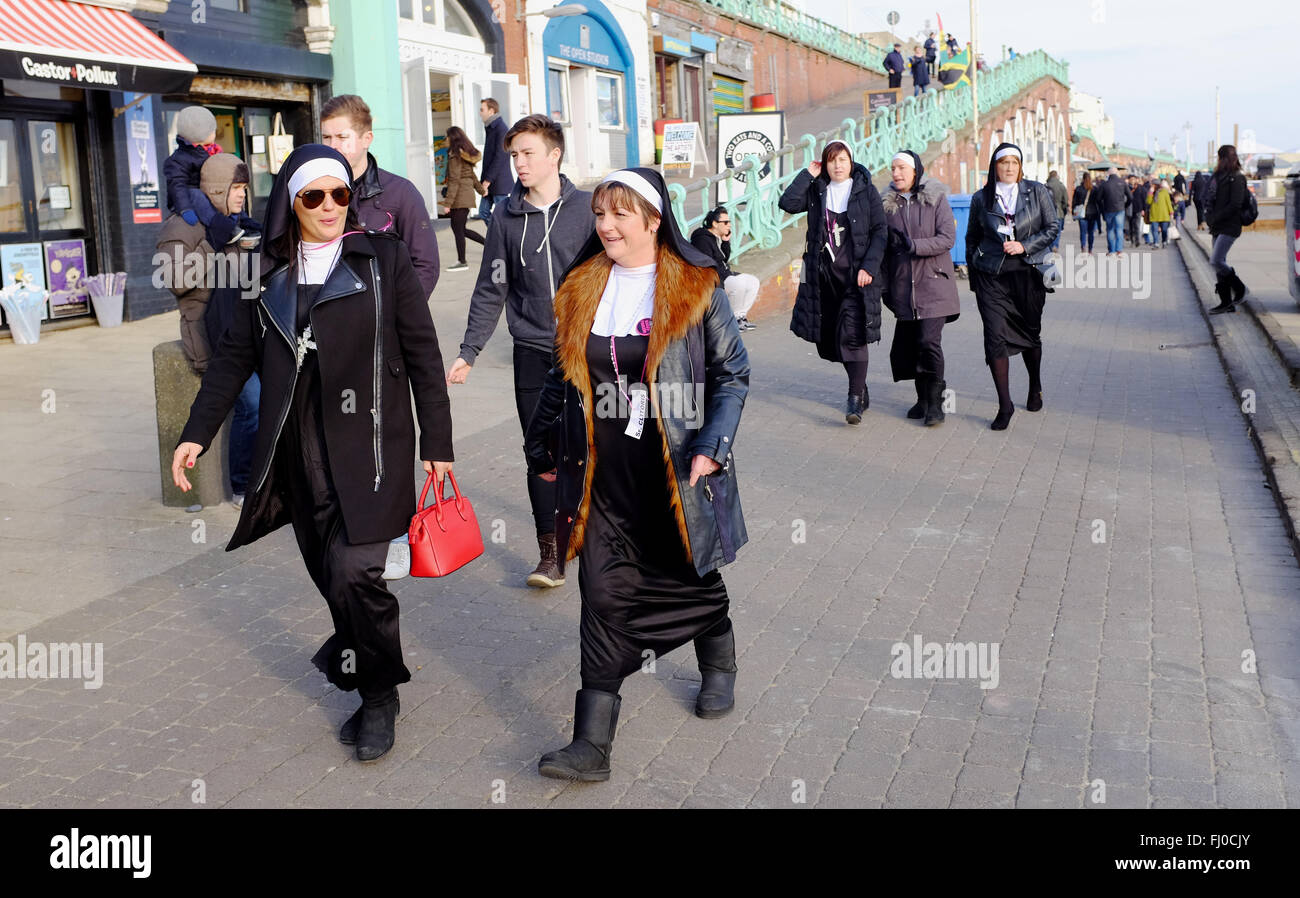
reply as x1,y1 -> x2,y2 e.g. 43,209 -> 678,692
0,0 -> 196,331
542,0 -> 638,181
397,0 -> 519,216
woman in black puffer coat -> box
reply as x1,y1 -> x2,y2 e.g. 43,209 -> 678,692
779,140 -> 886,424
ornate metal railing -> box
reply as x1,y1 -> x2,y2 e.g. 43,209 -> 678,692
669,49 -> 1069,261
697,0 -> 893,73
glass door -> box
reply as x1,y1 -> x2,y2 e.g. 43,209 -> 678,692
0,110 -> 94,324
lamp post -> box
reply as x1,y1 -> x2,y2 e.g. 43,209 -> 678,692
970,0 -> 979,193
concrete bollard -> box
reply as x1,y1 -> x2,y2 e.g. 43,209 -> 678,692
153,340 -> 230,509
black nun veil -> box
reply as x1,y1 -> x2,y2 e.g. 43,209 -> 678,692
981,141 -> 1024,208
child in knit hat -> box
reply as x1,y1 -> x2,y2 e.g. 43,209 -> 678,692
163,105 -> 258,246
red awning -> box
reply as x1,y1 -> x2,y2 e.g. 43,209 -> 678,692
0,0 -> 196,93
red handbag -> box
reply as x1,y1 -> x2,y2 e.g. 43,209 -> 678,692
408,471 -> 484,577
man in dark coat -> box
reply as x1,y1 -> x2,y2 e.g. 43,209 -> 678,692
924,33 -> 938,76
884,43 -> 906,89
1045,170 -> 1070,250
321,94 -> 439,299
478,98 -> 514,229
1097,167 -> 1129,254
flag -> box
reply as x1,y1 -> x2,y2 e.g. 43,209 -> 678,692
938,46 -> 971,90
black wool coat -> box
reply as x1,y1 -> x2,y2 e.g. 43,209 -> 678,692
779,163 -> 887,352
179,232 -> 454,550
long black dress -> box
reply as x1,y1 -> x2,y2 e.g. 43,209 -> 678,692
816,208 -> 869,363
578,331 -> 729,683
280,283 -> 412,694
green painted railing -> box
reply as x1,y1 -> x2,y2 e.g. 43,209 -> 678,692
698,0 -> 892,73
669,49 -> 1069,262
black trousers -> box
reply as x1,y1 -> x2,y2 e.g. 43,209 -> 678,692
281,361 -> 411,694
448,207 -> 485,263
888,73 -> 902,88
889,317 -> 947,382
514,343 -> 557,536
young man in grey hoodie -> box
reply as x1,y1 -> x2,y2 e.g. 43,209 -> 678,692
447,114 -> 596,588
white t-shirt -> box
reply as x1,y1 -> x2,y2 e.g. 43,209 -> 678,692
298,239 -> 342,284
590,262 -> 656,338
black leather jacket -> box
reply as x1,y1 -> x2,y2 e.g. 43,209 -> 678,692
966,179 -> 1060,275
524,286 -> 750,577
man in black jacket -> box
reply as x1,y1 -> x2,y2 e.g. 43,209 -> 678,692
924,33 -> 938,77
1097,167 -> 1129,255
884,43 -> 906,89
447,115 -> 595,589
690,206 -> 758,330
478,98 -> 513,230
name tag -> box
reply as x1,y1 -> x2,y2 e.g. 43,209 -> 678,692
996,223 -> 1014,237
625,386 -> 648,439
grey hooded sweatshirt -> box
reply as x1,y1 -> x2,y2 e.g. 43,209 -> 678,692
457,174 -> 596,365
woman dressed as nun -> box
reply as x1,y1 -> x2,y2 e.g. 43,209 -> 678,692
172,145 -> 455,762
525,168 -> 750,781
965,142 -> 1060,430
779,140 -> 886,424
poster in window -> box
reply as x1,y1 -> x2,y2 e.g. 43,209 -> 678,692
45,239 -> 90,318
1,242 -> 48,324
124,93 -> 162,224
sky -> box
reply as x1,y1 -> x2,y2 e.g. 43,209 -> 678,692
796,0 -> 1298,162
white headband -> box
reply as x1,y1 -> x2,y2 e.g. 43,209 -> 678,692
288,158 -> 352,199
600,170 -> 663,213
993,146 -> 1023,163
892,152 -> 916,169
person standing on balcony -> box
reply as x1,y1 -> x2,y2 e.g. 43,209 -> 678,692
910,46 -> 931,96
965,142 -> 1059,431
881,150 -> 959,428
884,43 -> 906,89
779,140 -> 886,425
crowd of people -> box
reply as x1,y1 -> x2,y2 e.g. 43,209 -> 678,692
154,86 -> 1258,782
884,33 -> 964,96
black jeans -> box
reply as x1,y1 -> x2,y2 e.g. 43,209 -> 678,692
889,317 -> 947,381
514,344 -> 557,536
448,207 -> 485,264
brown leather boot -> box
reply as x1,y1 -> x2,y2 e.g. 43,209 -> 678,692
526,533 -> 565,588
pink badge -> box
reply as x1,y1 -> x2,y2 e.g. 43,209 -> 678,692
636,318 -> 653,335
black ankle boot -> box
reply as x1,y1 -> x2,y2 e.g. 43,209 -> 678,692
1209,274 -> 1237,314
1228,270 -> 1247,304
845,392 -> 864,425
694,626 -> 738,718
538,689 -> 621,781
339,695 -> 400,745
924,378 -> 946,426
355,687 -> 399,762
907,377 -> 927,419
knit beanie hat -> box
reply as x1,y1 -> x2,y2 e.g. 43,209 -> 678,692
176,106 -> 217,144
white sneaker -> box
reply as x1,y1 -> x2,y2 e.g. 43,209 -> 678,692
383,535 -> 410,580
231,492 -> 244,509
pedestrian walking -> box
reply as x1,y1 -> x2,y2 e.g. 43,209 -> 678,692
1045,170 -> 1069,251
1206,144 -> 1250,314
1191,169 -> 1210,231
447,115 -> 596,588
1071,173 -> 1098,253
1129,176 -> 1150,247
965,142 -> 1059,430
171,145 -> 455,763
438,125 -> 487,271
910,46 -> 931,96
477,98 -> 513,229
1098,166 -> 1128,255
778,140 -> 887,425
690,206 -> 759,330
1146,178 -> 1173,248
882,150 -> 960,427
524,168 -> 750,782
884,43 -> 906,89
